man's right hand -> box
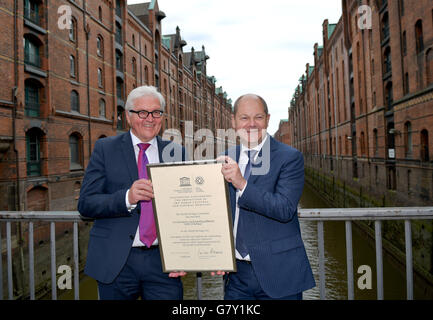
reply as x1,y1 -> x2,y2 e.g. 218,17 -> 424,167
128,179 -> 154,205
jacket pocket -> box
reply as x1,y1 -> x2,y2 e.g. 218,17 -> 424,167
89,225 -> 110,238
271,234 -> 303,254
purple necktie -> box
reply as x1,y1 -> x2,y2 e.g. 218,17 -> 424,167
137,143 -> 157,247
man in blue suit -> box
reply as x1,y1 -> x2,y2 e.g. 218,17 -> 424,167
219,94 -> 315,300
78,86 -> 186,300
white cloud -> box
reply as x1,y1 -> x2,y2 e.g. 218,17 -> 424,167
127,0 -> 342,135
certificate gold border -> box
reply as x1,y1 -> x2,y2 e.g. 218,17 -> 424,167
147,160 -> 237,272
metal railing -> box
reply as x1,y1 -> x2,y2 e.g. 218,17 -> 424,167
1,207 -> 432,300
299,207 -> 433,300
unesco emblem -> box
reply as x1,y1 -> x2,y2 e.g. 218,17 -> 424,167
195,176 -> 204,185
179,177 -> 191,187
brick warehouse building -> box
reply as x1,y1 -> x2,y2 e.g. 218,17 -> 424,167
0,0 -> 233,297
281,0 -> 433,284
0,0 -> 233,213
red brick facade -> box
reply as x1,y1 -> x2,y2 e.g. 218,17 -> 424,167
286,0 -> 433,207
0,0 -> 233,212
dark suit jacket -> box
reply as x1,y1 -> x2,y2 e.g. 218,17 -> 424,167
78,132 -> 185,283
227,136 -> 315,298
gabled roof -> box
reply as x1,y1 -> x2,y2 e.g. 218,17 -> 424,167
328,23 -> 337,39
128,3 -> 151,27
162,36 -> 171,50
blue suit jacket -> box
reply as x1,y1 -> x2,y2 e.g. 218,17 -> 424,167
227,136 -> 315,298
78,132 -> 185,284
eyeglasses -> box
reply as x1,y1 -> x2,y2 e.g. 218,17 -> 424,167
129,110 -> 164,119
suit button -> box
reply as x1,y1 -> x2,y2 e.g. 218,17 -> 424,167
129,235 -> 134,240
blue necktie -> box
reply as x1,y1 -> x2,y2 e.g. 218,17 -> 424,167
236,150 -> 257,258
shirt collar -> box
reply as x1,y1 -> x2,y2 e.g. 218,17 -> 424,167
240,133 -> 269,157
129,130 -> 158,149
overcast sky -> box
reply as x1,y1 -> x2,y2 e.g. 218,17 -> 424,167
128,0 -> 342,135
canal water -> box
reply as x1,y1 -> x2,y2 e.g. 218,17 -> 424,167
58,183 -> 428,300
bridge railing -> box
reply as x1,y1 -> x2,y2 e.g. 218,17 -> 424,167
1,207 -> 433,300
298,207 -> 433,300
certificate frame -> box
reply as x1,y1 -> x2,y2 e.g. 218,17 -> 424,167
147,160 -> 237,273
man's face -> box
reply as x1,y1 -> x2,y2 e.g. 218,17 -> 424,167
126,95 -> 163,142
232,97 -> 270,147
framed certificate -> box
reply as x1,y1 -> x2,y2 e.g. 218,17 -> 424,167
147,160 -> 237,272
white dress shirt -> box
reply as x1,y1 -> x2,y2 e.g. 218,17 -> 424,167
234,134 -> 269,260
125,131 -> 160,247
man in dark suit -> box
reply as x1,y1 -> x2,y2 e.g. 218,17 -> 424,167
78,85 -> 186,300
219,94 -> 315,300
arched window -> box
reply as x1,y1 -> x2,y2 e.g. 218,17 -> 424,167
69,133 -> 83,170
415,20 -> 424,54
420,129 -> 429,162
69,17 -> 77,42
26,128 -> 43,176
98,68 -> 103,88
71,90 -> 79,112
144,65 -> 149,84
132,58 -> 137,80
96,35 -> 103,57
115,50 -> 123,71
404,122 -> 412,158
117,106 -> 126,130
70,55 -> 76,77
99,98 -> 106,118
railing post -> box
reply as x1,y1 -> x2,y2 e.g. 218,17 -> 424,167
6,222 -> 13,300
405,220 -> 413,300
29,222 -> 35,300
374,220 -> 384,300
73,222 -> 79,300
50,222 -> 57,300
345,220 -> 354,300
196,272 -> 202,300
0,222 -> 3,300
317,221 -> 326,299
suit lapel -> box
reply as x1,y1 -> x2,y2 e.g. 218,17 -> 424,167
249,136 -> 275,185
120,131 -> 138,183
156,136 -> 169,164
